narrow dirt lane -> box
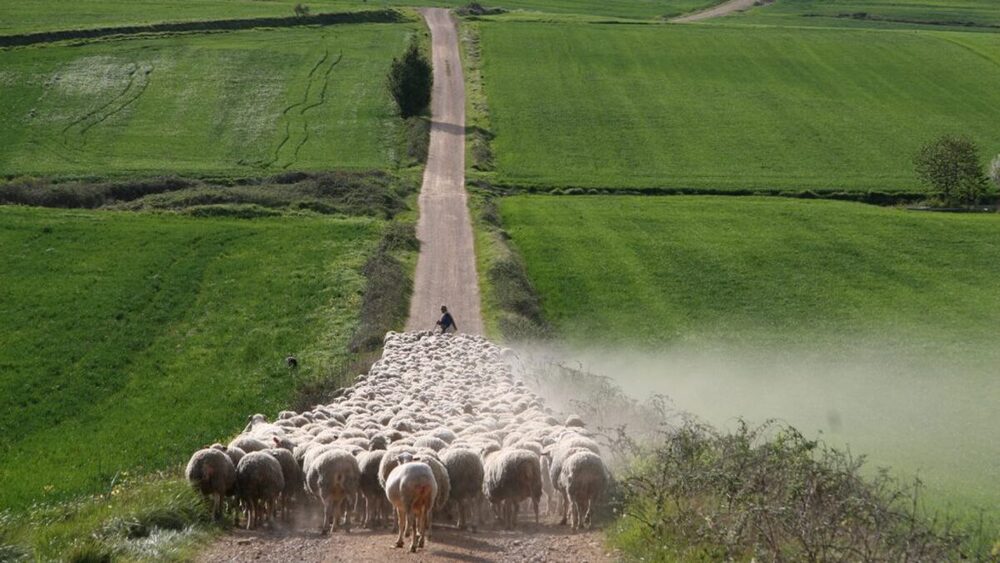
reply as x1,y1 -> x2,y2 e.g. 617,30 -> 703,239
671,0 -> 759,22
406,8 -> 483,335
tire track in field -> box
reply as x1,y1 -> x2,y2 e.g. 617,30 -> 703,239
78,65 -> 154,139
288,51 -> 343,166
59,63 -> 154,152
265,48 -> 331,168
60,63 -> 139,135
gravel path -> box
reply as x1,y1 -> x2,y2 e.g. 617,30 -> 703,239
671,0 -> 760,22
197,515 -> 615,562
406,8 -> 483,335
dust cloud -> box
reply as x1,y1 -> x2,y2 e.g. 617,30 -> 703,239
511,340 -> 1000,513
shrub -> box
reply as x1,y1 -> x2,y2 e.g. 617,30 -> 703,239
914,135 -> 989,206
387,41 -> 432,118
293,3 -> 310,17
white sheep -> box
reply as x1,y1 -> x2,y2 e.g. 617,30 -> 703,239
385,458 -> 438,553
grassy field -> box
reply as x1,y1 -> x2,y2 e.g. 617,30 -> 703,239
499,195 -> 1000,512
0,206 -> 380,511
478,22 -> 1000,191
727,0 -> 1000,30
0,0 -> 716,34
0,24 -> 412,176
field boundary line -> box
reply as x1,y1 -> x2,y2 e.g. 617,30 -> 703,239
0,10 -> 404,48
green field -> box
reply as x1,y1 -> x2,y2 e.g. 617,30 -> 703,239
0,24 -> 412,176
727,0 -> 1000,30
0,206 -> 379,510
478,22 -> 1000,191
0,0 -> 714,35
499,195 -> 1000,512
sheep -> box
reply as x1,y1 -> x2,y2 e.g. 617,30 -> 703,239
413,435 -> 449,452
236,451 -> 284,529
185,448 -> 236,520
357,450 -> 390,528
264,447 -> 303,521
483,449 -> 542,529
385,458 -> 438,553
440,448 -> 484,530
558,451 -> 608,529
306,448 -> 361,534
229,435 -> 270,453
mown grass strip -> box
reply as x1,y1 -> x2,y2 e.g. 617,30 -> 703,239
478,22 -> 1000,192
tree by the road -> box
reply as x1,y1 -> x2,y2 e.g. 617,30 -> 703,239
388,41 -> 432,118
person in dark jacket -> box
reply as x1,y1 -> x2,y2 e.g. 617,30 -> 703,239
436,305 -> 457,333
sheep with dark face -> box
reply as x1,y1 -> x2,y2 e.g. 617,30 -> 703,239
236,451 -> 284,529
186,448 -> 236,521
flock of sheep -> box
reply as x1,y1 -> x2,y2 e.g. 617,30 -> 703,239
185,331 -> 610,553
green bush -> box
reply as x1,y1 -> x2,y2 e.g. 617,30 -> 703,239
387,41 -> 432,118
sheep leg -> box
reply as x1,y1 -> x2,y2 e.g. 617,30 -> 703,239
408,511 -> 418,553
394,506 -> 405,548
417,507 -> 427,548
343,498 -> 353,533
583,496 -> 593,529
320,496 -> 332,535
457,499 -> 467,530
532,497 -> 539,524
558,490 -> 569,525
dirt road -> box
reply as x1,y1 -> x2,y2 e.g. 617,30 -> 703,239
671,0 -> 760,22
406,8 -> 484,335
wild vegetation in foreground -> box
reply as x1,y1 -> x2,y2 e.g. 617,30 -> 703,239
0,24 -> 413,176
498,195 -> 1000,518
727,0 -> 1000,30
477,22 -> 1000,191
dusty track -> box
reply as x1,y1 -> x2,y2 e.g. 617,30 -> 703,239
406,8 -> 484,335
671,0 -> 759,22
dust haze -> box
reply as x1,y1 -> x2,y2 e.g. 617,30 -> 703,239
511,339 -> 1000,514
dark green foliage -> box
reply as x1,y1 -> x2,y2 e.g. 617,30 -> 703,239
0,10 -> 404,48
387,41 -> 432,119
403,117 -> 431,165
612,417 -> 966,561
1,171 -> 414,219
348,224 -> 415,353
914,135 -> 991,206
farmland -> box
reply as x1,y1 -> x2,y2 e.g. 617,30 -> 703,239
0,24 -> 412,176
0,0 -> 712,35
0,206 -> 380,511
499,195 -> 1000,512
477,22 -> 1000,191
727,0 -> 1000,30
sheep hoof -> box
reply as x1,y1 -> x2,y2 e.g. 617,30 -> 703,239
410,545 -> 417,553
395,540 -> 404,548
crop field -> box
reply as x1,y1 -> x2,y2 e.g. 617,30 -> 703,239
499,195 -> 1000,513
0,0 -> 714,35
0,206 -> 379,510
727,0 -> 1000,30
0,24 -> 412,176
478,22 -> 1000,191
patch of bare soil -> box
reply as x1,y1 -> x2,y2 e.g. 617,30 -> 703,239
197,512 -> 616,562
